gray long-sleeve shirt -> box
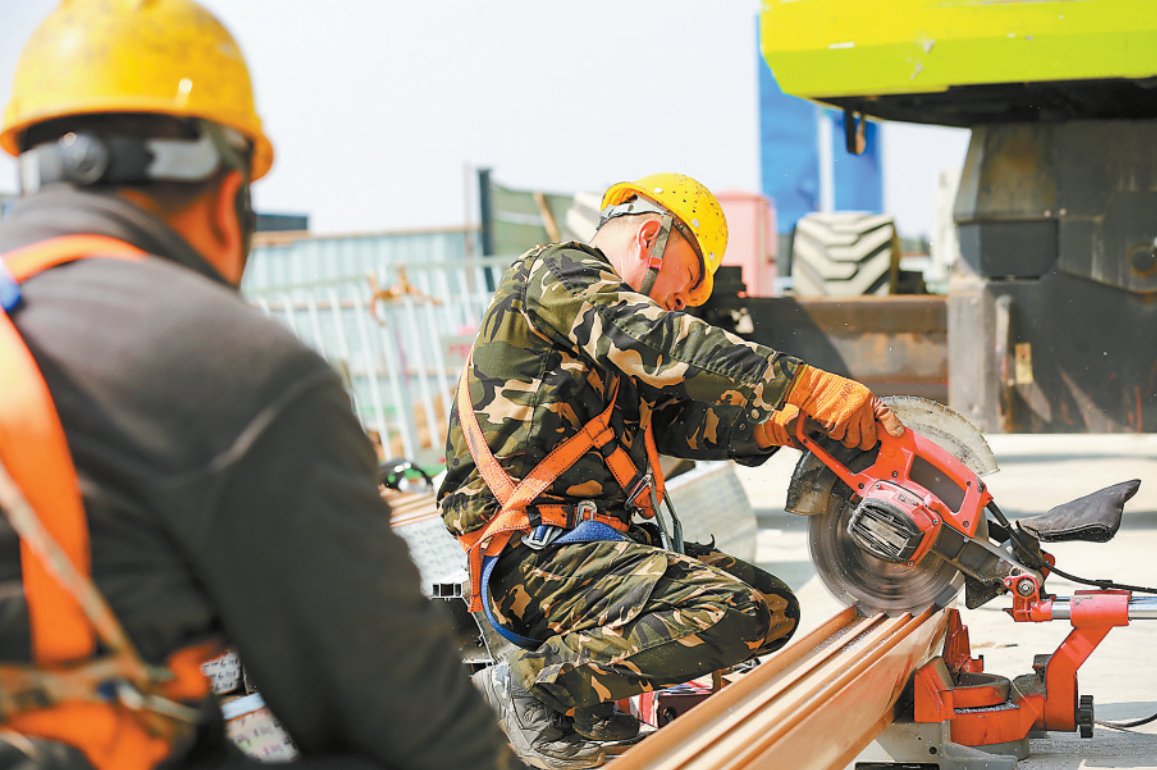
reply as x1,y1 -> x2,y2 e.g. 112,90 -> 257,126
0,188 -> 517,769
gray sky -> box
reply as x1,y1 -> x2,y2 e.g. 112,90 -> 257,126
0,1 -> 970,238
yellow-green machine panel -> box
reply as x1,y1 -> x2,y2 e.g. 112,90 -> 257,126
761,0 -> 1157,125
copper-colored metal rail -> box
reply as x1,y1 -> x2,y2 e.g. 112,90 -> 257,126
615,605 -> 949,770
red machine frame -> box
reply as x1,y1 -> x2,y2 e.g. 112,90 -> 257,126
914,582 -> 1132,746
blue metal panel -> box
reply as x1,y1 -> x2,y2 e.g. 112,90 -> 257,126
757,18 -> 883,231
829,111 -> 884,213
758,30 -> 819,233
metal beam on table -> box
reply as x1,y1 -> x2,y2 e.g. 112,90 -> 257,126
615,605 -> 949,770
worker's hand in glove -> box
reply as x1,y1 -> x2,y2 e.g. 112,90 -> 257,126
785,365 -> 905,451
755,404 -> 801,448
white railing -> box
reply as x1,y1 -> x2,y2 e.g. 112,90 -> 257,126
246,255 -> 510,465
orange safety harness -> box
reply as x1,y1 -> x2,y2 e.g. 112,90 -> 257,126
454,354 -> 668,616
0,235 -> 220,770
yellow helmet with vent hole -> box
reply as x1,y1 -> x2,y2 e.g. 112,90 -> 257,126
601,173 -> 727,306
1,0 -> 273,180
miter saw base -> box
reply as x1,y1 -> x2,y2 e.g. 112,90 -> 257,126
856,719 -> 1023,770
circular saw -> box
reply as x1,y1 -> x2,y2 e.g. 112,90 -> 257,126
787,397 -> 1040,615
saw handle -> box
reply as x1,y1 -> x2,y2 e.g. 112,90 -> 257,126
792,416 -> 898,494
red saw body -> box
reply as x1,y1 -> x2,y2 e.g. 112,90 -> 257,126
797,423 -> 992,570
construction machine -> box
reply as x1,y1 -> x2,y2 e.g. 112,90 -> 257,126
612,14 -> 1157,763
759,0 -> 1157,433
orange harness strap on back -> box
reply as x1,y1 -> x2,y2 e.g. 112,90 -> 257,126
0,235 -> 219,770
455,354 -> 666,612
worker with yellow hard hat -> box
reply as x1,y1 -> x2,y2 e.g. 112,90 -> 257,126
0,2 -> 520,769
598,173 -> 729,309
442,172 -> 902,768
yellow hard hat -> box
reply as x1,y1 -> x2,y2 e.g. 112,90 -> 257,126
601,173 -> 728,307
0,0 -> 274,180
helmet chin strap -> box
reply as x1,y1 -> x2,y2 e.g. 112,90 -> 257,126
638,213 -> 673,298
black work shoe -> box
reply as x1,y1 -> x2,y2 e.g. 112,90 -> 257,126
572,702 -> 641,742
472,662 -> 607,769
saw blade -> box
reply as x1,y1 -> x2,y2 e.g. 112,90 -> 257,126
809,497 -> 965,614
803,396 -> 997,615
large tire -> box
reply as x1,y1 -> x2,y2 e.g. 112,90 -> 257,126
791,212 -> 900,296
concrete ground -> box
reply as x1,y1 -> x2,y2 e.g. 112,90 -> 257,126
735,433 -> 1157,770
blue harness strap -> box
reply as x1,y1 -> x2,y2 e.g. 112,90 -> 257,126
0,261 -> 21,312
480,520 -> 627,650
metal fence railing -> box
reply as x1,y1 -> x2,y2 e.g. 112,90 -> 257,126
246,255 -> 510,466
244,228 -> 479,291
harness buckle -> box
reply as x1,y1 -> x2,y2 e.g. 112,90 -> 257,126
112,679 -> 201,724
522,524 -> 564,551
524,500 -> 601,550
625,473 -> 653,510
574,499 -> 598,523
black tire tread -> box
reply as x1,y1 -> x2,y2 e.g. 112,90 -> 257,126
791,212 -> 900,296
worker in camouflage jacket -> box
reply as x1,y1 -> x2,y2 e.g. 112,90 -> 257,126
441,173 -> 903,769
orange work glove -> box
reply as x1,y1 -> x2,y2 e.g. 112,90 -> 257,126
785,365 -> 904,451
755,404 -> 801,448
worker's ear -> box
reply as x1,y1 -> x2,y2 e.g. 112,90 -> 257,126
636,218 -> 663,259
207,169 -> 246,283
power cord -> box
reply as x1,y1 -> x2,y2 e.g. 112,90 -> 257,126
1096,711 -> 1157,732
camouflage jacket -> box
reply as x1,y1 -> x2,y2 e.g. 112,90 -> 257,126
438,242 -> 802,538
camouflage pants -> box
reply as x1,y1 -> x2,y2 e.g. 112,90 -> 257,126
487,535 -> 799,714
